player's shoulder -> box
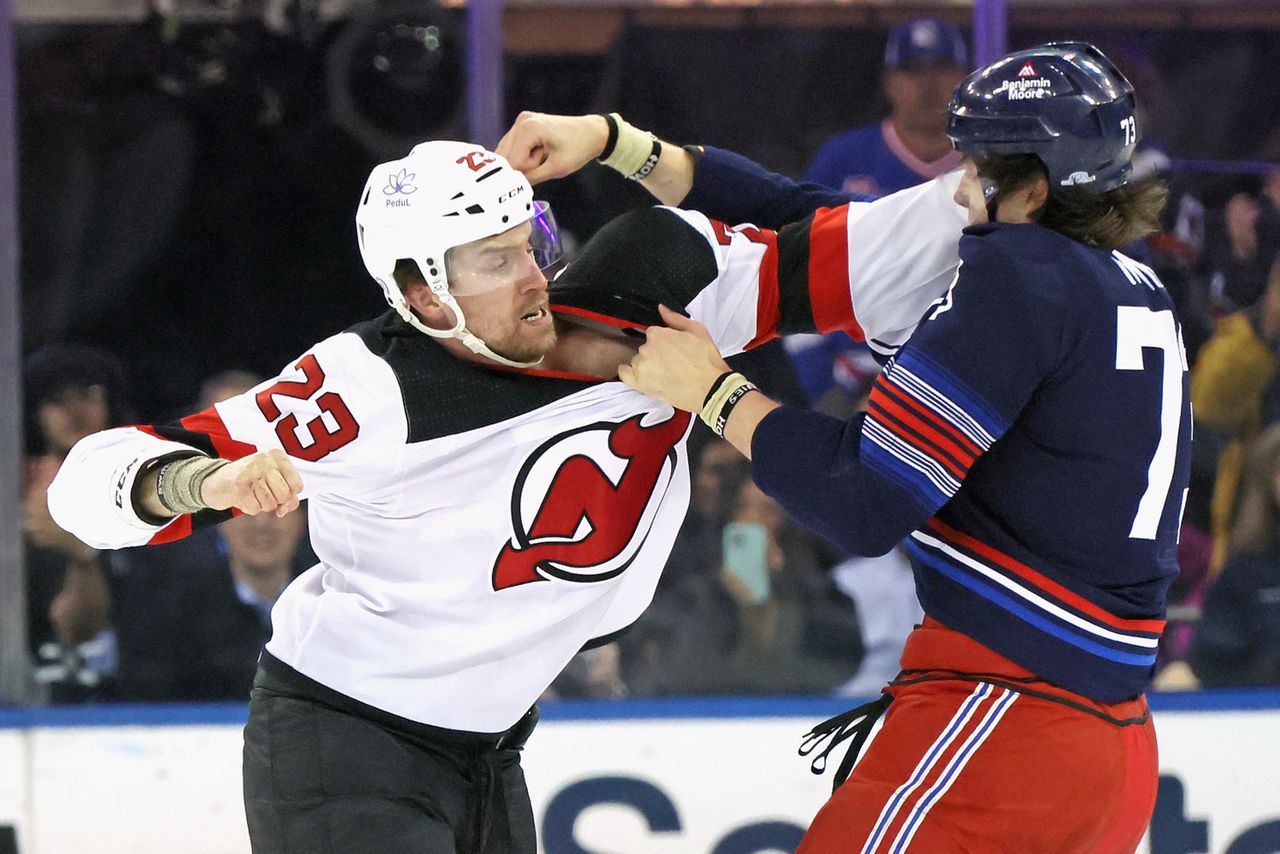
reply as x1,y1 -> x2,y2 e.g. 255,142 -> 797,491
958,223 -> 1122,313
287,316 -> 409,404
342,309 -> 598,443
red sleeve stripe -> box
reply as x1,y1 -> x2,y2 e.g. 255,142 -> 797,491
147,514 -> 193,545
807,206 -> 863,339
745,229 -> 782,350
868,392 -> 976,479
868,398 -> 970,480
878,379 -> 984,459
179,408 -> 258,461
869,404 -> 968,481
926,519 -> 1167,635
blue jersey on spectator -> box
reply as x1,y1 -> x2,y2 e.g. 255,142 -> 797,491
752,221 -> 1194,702
804,121 -> 963,196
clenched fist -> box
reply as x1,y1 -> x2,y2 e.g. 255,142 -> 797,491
202,449 -> 304,518
495,112 -> 609,185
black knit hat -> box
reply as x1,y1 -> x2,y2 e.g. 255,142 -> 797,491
24,343 -> 135,453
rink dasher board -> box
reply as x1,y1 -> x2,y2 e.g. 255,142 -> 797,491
0,693 -> 1275,854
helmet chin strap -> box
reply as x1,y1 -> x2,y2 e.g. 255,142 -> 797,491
394,292 -> 544,370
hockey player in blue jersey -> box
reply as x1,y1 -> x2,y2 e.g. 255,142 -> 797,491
622,42 -> 1189,853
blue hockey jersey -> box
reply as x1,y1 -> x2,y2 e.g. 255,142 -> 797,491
805,121 -> 964,197
751,222 -> 1193,702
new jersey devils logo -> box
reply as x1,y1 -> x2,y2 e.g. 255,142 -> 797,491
492,410 -> 692,590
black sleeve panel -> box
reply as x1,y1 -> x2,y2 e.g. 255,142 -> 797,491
548,207 -> 721,327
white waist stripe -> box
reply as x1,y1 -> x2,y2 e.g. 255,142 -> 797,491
911,530 -> 1160,650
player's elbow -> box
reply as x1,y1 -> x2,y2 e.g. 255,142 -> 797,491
817,501 -> 911,558
46,469 -> 86,541
835,525 -> 906,558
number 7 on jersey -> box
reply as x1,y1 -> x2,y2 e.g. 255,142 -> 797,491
1115,306 -> 1187,540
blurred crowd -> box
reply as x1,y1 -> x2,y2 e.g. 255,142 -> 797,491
17,18 -> 1280,704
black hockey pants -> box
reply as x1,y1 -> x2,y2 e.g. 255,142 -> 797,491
243,652 -> 538,854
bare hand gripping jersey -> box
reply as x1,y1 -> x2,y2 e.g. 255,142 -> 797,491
48,181 -> 965,732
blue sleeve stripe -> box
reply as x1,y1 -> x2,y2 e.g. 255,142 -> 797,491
861,431 -> 953,512
864,419 -> 960,498
906,541 -> 1158,667
862,436 -> 941,506
895,349 -> 1006,439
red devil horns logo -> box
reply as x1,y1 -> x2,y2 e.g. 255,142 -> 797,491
457,151 -> 497,172
492,411 -> 692,590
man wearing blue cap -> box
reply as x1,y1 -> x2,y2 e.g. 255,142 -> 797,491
805,18 -> 970,196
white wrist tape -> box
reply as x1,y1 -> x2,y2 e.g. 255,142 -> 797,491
599,113 -> 660,180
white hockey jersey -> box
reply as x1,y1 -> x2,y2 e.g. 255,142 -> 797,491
48,176 -> 965,732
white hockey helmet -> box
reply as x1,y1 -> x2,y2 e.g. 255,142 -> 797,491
355,140 -> 562,367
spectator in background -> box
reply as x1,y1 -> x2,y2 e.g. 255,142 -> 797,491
23,344 -> 133,701
658,437 -> 742,592
630,464 -> 862,696
24,343 -> 135,460
785,337 -> 882,419
1201,168 -> 1280,316
195,369 -> 264,411
804,18 -> 968,196
544,644 -> 629,700
113,506 -> 311,701
111,369 -> 314,701
832,545 -> 921,698
1187,424 -> 1280,687
1190,257 -> 1280,571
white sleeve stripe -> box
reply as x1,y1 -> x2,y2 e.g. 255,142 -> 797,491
891,366 -> 995,448
864,419 -> 962,496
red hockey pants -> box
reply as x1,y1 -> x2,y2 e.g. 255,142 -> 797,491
798,618 -> 1158,854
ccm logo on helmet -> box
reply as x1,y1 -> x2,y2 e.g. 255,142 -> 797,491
491,411 -> 691,590
498,185 -> 526,203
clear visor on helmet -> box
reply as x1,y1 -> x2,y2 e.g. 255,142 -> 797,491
444,200 -> 563,297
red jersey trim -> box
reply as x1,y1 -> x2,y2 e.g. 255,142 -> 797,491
807,206 -> 864,339
147,514 -> 193,545
181,408 -> 259,461
550,304 -> 648,331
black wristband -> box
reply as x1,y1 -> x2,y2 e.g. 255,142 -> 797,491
598,113 -> 620,162
154,460 -> 180,514
714,382 -> 757,438
132,451 -> 202,524
630,137 -> 662,181
703,370 -> 737,409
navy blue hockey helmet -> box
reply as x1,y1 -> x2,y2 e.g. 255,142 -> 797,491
946,42 -> 1138,193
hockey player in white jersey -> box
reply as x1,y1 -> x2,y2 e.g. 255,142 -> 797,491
47,118 -> 974,853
